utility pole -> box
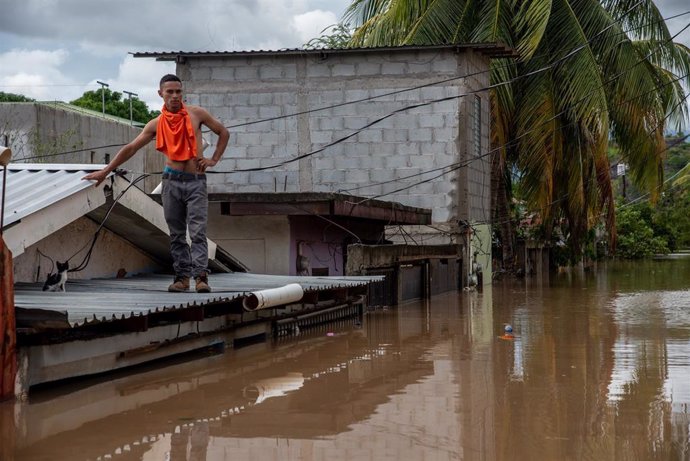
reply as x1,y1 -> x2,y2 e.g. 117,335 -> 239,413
96,80 -> 109,116
123,90 -> 138,125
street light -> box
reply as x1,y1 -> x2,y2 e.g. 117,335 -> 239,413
96,80 -> 109,116
0,146 -> 12,236
123,90 -> 138,125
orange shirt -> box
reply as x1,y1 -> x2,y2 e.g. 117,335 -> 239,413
156,104 -> 197,161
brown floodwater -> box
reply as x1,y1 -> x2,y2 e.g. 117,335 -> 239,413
2,258 -> 690,460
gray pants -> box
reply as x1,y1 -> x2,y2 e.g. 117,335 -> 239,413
161,175 -> 208,278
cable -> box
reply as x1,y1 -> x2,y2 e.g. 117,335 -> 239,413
336,69 -> 688,204
17,9 -> 688,163
67,172 -> 150,272
457,132 -> 690,232
345,22 -> 690,207
220,16 -> 690,175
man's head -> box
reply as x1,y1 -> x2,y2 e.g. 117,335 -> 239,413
160,74 -> 181,87
158,74 -> 183,112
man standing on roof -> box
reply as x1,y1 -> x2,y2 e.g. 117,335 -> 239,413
83,74 -> 230,293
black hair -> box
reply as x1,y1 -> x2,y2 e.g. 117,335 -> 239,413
159,74 -> 182,87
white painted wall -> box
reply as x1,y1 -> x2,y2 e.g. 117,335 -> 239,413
13,216 -> 161,283
207,210 -> 290,275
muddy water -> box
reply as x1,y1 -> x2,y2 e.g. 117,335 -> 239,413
2,258 -> 690,460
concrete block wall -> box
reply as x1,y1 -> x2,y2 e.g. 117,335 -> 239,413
177,48 -> 493,224
0,103 -> 164,193
455,52 -> 492,223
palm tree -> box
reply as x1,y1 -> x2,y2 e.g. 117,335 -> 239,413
343,0 -> 690,265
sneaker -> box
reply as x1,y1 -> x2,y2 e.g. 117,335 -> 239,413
195,273 -> 211,293
168,276 -> 190,292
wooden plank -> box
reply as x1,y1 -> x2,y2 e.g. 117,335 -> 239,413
0,236 -> 17,400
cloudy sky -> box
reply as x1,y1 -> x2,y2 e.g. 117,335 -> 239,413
0,0 -> 352,108
0,0 -> 688,110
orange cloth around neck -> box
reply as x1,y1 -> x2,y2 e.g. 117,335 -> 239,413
156,104 -> 197,161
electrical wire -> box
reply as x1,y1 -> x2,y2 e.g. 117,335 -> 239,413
15,9 -> 688,163
344,22 -> 690,207
9,8 -> 690,255
335,69 -> 689,203
67,173 -> 150,272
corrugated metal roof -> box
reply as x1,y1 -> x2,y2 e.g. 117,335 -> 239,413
14,272 -> 382,327
1,165 -> 247,272
131,43 -> 517,60
1,163 -> 109,229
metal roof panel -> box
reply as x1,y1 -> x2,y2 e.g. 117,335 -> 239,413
131,43 -> 517,59
1,164 -> 108,228
14,272 -> 382,327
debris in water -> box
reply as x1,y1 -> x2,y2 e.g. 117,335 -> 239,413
499,324 -> 515,340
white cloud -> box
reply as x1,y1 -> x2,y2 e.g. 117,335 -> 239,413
108,55 -> 176,109
0,1 -> 351,104
0,49 -> 77,100
292,10 -> 339,43
0,48 -> 68,73
78,40 -> 128,59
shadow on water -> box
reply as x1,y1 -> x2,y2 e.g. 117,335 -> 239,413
2,258 -> 690,460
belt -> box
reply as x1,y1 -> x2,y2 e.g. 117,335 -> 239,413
162,172 -> 206,181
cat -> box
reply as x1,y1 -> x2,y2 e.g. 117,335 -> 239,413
43,261 -> 69,292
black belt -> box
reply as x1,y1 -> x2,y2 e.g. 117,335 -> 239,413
162,172 -> 206,181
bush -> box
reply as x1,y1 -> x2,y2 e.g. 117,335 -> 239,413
616,205 -> 670,258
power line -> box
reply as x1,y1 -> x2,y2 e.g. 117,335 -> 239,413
16,9 -> 689,162
343,21 -> 690,207
337,71 -> 689,196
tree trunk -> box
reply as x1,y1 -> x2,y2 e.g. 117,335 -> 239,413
490,150 -> 515,271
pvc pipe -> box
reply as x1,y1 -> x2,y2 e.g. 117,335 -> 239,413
243,283 -> 304,311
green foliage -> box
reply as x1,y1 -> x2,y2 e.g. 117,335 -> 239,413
70,89 -> 158,123
611,139 -> 690,255
344,0 -> 690,264
0,91 -> 35,102
303,23 -> 353,50
616,203 -> 670,259
667,136 -> 690,180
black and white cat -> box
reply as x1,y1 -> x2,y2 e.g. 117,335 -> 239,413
43,261 -> 69,292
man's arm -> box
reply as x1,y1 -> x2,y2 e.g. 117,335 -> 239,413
196,109 -> 229,172
82,120 -> 157,186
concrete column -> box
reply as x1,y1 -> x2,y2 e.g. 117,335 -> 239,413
0,235 -> 16,401
296,58 -> 313,191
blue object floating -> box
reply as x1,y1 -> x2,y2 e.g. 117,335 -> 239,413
504,324 -> 513,333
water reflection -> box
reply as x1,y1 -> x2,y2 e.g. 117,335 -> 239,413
1,259 -> 689,460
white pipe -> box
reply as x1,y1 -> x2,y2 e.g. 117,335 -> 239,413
243,283 -> 304,311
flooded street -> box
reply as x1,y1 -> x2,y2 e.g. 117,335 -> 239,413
3,258 -> 690,460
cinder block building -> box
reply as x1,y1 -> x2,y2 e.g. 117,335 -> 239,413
137,44 -> 511,288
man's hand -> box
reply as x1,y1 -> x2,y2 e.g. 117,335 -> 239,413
196,157 -> 217,172
82,169 -> 109,187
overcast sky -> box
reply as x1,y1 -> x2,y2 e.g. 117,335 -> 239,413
0,0 -> 352,108
0,0 -> 688,110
